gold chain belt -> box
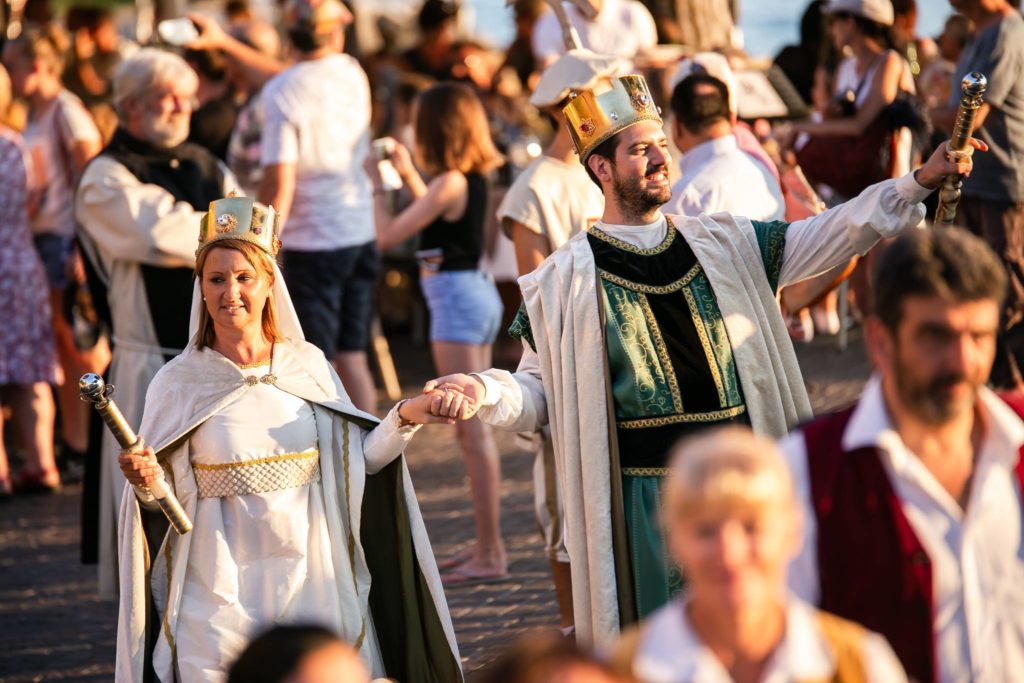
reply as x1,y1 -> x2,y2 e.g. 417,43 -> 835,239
193,448 -> 321,498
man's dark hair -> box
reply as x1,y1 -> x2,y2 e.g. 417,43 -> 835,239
227,624 -> 339,683
418,0 -> 459,32
871,227 -> 1007,331
583,134 -> 620,187
670,73 -> 730,135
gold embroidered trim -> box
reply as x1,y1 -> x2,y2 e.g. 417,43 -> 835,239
236,359 -> 271,369
162,536 -> 177,666
681,285 -> 728,405
193,449 -> 320,499
589,216 -> 677,256
192,448 -> 319,471
637,293 -> 683,413
599,262 -> 700,294
622,467 -> 670,476
617,405 -> 746,429
340,421 -> 367,651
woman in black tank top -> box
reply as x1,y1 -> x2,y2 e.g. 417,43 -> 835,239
366,82 -> 511,584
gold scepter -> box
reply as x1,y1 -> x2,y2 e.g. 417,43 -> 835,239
80,373 -> 193,534
935,72 -> 987,225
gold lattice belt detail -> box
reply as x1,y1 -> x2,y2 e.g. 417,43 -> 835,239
193,448 -> 321,498
621,467 -> 670,477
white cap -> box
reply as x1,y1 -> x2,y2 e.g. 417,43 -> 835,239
823,0 -> 894,27
668,52 -> 737,114
529,49 -> 624,108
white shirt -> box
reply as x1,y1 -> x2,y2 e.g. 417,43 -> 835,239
531,0 -> 657,69
260,54 -> 375,251
780,376 -> 1024,683
24,89 -> 100,237
630,596 -> 907,683
665,135 -> 784,221
497,154 -> 604,252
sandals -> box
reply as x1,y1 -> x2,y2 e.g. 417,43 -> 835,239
12,468 -> 61,495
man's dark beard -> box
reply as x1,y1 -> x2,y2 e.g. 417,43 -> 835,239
610,164 -> 671,221
894,355 -> 979,425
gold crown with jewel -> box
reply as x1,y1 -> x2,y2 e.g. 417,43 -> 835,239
197,196 -> 282,258
562,74 -> 663,162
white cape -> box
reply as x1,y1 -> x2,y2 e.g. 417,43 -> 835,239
114,338 -> 462,682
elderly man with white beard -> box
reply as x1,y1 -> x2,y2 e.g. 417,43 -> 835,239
75,48 -> 236,599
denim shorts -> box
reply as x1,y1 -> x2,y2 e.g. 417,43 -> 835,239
420,270 -> 503,345
33,233 -> 75,290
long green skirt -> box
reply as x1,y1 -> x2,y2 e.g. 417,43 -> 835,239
622,469 -> 684,619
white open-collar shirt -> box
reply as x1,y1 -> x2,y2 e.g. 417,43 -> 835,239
780,376 -> 1024,683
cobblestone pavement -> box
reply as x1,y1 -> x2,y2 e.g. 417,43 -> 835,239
0,330 -> 869,681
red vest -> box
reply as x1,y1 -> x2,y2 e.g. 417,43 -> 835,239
800,395 -> 1024,683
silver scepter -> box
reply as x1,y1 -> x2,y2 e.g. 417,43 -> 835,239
935,72 -> 987,225
79,373 -> 193,534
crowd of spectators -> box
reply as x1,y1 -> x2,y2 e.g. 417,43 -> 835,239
1,0 -> 1023,680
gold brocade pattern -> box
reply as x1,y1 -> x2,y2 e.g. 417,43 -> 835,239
588,218 -> 676,256
681,284 -> 728,405
599,263 -> 700,294
617,405 -> 746,429
606,285 -> 675,416
622,467 -> 670,476
637,294 -> 683,413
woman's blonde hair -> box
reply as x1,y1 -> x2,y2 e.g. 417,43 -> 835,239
663,426 -> 796,522
413,82 -> 504,176
194,240 -> 283,349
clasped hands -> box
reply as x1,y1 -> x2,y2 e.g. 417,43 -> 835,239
419,374 -> 487,422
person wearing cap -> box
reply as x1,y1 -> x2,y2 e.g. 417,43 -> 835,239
494,48 -> 612,628
74,48 -> 238,599
789,0 -> 918,184
424,71 -> 979,646
256,0 -> 380,414
612,427 -> 908,683
113,196 -> 463,683
930,0 -> 1024,392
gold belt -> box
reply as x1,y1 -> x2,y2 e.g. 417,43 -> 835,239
193,448 -> 321,498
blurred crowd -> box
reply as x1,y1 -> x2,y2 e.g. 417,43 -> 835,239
2,0 -> 1024,681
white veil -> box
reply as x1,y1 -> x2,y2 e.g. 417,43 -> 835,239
186,259 -> 304,347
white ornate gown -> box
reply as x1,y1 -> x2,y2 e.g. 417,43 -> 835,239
172,361 -> 393,681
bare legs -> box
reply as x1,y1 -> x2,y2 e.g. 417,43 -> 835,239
334,350 -> 378,415
432,340 -> 507,578
1,383 -> 59,489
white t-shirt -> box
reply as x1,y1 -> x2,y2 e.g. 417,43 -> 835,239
260,53 -> 374,251
497,155 -> 604,252
665,134 -> 784,221
24,89 -> 101,237
532,0 -> 657,68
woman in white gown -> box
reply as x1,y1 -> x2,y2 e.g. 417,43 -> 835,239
114,197 -> 465,683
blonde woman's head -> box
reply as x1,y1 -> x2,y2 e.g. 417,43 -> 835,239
663,426 -> 800,610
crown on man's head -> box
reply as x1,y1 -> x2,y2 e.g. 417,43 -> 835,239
562,74 -> 663,162
197,195 -> 282,258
